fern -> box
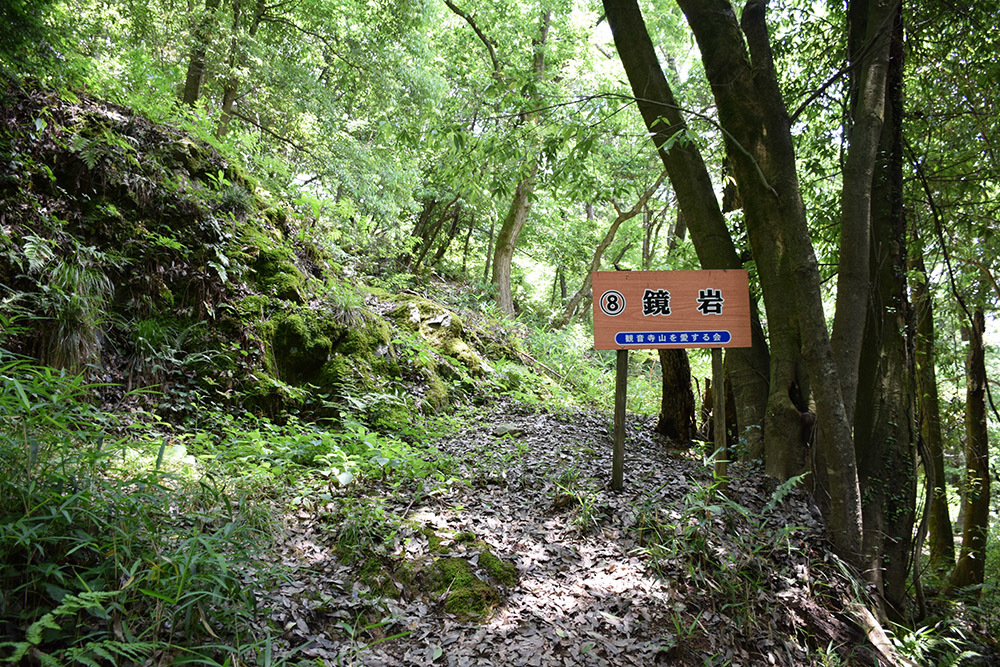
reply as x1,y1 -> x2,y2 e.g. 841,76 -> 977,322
24,612 -> 61,645
64,640 -> 158,666
0,641 -> 31,665
21,235 -> 55,274
0,592 -> 145,666
763,472 -> 809,514
69,133 -> 101,170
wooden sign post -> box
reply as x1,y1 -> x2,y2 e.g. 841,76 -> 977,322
592,270 -> 752,491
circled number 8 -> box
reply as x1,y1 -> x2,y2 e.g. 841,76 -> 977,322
600,290 -> 626,317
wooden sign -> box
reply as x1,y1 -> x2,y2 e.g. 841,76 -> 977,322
592,270 -> 752,350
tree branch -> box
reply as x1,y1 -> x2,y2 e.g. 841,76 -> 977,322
227,108 -> 319,159
262,15 -> 368,72
442,0 -> 500,74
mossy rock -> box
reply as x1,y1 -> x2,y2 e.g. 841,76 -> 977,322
410,526 -> 518,621
424,374 -> 449,411
359,558 -> 401,599
169,136 -> 211,176
388,295 -> 491,377
335,318 -> 393,358
479,549 -> 518,587
253,246 -> 305,302
432,557 -> 501,620
242,228 -> 305,302
264,205 -> 289,228
262,302 -> 399,419
272,313 -> 333,383
241,371 -> 308,418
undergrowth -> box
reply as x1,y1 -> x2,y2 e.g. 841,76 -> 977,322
0,310 -> 464,665
0,347 -> 269,664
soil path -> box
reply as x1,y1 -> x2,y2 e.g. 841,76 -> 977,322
264,401 -> 835,666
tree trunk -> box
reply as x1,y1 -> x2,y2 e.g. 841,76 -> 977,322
656,349 -> 696,442
430,206 -> 462,267
602,0 -> 771,462
461,214 -> 474,275
491,11 -> 550,316
664,207 -> 685,257
911,241 -> 955,571
412,195 -> 460,270
675,0 -> 863,563
483,219 -> 495,285
831,0 -> 896,427
181,0 -> 221,106
492,173 -> 536,315
215,0 -> 265,138
853,7 -> 915,617
948,310 -> 990,592
215,0 -> 243,137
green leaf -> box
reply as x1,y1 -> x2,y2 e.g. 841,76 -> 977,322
138,588 -> 177,603
10,378 -> 31,411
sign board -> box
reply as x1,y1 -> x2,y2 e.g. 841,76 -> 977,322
592,270 -> 752,350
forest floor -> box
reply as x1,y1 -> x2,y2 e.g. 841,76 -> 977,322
250,400 -> 893,667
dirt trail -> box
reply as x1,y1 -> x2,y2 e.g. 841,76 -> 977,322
263,401 -> 869,667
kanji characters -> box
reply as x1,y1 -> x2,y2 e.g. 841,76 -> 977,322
642,288 -> 671,316
696,288 -> 724,315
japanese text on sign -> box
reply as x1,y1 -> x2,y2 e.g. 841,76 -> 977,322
592,270 -> 751,350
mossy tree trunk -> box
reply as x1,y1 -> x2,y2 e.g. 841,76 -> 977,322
491,11 -> 550,316
831,0 -> 896,428
492,174 -> 536,315
671,0 -> 864,563
853,5 -> 915,617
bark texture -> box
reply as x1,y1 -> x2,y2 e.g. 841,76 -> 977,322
675,0 -> 863,562
948,310 -> 990,591
831,0 -> 897,426
492,174 -> 536,315
853,5 -> 914,617
656,349 -> 696,442
911,245 -> 955,570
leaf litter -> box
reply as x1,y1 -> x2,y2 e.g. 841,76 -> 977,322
253,399 -> 893,666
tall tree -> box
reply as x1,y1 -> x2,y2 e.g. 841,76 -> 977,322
490,9 -> 551,315
683,0 -> 865,562
904,0 -> 1000,592
851,0 -> 914,617
948,310 -> 990,591
830,0 -> 897,427
911,239 -> 955,572
604,0 -> 870,564
216,0 -> 267,138
182,0 -> 221,106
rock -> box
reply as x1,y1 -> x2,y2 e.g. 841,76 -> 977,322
492,424 -> 525,438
